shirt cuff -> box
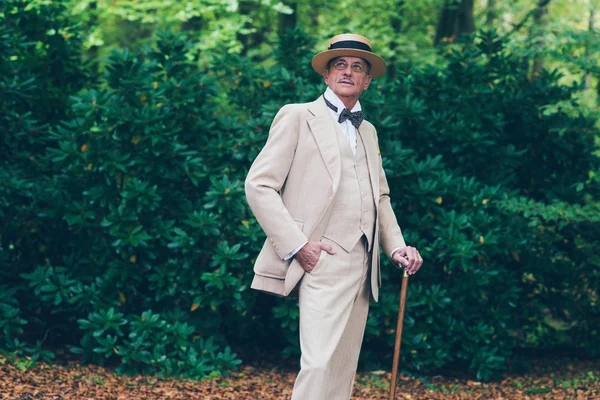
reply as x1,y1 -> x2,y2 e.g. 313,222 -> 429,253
390,246 -> 404,259
283,241 -> 308,261
390,246 -> 406,269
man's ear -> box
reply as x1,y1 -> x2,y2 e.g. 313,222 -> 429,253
364,74 -> 372,90
323,70 -> 329,85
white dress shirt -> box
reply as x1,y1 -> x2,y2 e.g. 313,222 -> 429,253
324,87 -> 360,156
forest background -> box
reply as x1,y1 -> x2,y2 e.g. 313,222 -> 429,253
1,0 -> 600,384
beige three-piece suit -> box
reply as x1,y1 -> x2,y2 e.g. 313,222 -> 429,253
245,95 -> 406,399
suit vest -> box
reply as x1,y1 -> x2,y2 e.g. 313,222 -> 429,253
322,128 -> 376,253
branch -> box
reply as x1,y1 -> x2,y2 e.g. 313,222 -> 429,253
501,0 -> 553,40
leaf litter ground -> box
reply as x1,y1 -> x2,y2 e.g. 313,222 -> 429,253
1,355 -> 599,399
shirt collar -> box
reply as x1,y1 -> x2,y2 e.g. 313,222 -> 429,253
324,87 -> 362,116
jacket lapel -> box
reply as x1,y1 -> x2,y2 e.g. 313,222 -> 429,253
307,96 -> 341,194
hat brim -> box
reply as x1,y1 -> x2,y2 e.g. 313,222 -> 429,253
312,49 -> 387,78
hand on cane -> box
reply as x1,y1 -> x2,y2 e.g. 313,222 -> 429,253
391,246 -> 423,275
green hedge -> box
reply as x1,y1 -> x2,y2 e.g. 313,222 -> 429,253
1,1 -> 599,381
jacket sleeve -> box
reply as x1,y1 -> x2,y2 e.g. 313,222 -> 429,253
376,135 -> 407,258
245,104 -> 308,259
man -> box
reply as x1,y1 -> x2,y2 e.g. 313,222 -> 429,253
245,34 -> 423,400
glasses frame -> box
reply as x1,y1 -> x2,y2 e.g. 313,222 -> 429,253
332,59 -> 368,74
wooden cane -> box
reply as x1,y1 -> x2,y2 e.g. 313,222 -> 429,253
389,269 -> 409,400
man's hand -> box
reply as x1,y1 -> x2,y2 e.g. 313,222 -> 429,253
391,246 -> 423,275
295,241 -> 336,273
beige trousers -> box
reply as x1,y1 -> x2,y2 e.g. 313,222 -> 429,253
291,236 -> 371,400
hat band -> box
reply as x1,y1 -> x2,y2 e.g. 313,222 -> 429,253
328,40 -> 371,52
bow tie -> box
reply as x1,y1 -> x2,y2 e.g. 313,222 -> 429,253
324,97 -> 365,129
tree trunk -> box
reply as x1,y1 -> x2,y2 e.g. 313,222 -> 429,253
87,1 -> 99,62
532,4 -> 549,76
237,0 -> 253,56
387,0 -> 406,79
278,0 -> 298,37
308,1 -> 320,31
181,17 -> 202,32
435,0 -> 476,45
585,5 -> 596,89
532,4 -> 549,75
486,0 -> 497,26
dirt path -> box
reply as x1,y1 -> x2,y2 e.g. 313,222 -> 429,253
1,355 -> 599,399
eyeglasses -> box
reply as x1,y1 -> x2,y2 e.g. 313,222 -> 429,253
333,60 -> 368,74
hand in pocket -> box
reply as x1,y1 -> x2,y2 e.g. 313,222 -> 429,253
295,241 -> 336,273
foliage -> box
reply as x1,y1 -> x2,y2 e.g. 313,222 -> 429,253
44,28 -> 250,376
358,31 -> 600,379
1,1 -> 599,382
1,1 -> 245,377
61,0 -> 600,89
0,0 -> 92,361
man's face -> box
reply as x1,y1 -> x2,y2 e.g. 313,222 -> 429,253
323,56 -> 372,103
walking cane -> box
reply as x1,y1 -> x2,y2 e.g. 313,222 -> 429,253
389,268 -> 409,400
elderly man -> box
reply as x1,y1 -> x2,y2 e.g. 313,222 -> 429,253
245,34 -> 423,400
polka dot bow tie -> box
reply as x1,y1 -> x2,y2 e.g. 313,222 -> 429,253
324,97 -> 365,129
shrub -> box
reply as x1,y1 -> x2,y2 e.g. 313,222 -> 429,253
1,11 -> 598,381
0,0 -> 91,360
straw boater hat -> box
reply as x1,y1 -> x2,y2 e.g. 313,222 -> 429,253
312,33 -> 387,78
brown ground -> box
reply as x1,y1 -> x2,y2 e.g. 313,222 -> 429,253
1,355 -> 599,399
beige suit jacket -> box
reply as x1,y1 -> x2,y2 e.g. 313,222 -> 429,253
244,95 -> 406,302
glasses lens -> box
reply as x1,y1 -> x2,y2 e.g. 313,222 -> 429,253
333,60 -> 366,73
